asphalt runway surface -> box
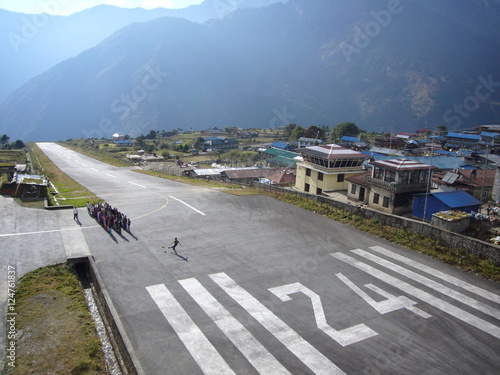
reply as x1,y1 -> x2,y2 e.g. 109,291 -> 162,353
3,142 -> 500,374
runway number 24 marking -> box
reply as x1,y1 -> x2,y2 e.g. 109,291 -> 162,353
268,274 -> 431,347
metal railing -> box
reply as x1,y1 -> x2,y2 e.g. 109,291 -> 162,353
364,176 -> 428,193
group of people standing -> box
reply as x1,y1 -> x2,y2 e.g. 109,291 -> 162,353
87,201 -> 131,234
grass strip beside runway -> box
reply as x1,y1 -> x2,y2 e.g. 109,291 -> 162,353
4,264 -> 105,375
29,143 -> 102,207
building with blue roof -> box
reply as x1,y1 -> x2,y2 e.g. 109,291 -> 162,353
479,131 -> 500,146
270,141 -> 295,151
340,136 -> 368,150
412,191 -> 481,221
445,132 -> 481,149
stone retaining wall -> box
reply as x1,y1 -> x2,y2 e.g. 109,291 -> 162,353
86,257 -> 142,375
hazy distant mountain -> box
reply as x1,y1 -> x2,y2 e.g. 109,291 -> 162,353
0,0 -> 288,101
1,0 -> 499,141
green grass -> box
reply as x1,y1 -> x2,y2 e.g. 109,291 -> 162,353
6,264 -> 105,375
0,150 -> 25,163
60,142 -> 131,167
29,143 -> 102,207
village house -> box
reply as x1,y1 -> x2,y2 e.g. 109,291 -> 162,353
339,136 -> 369,151
432,168 -> 496,202
444,132 -> 481,150
297,137 -> 324,148
202,137 -> 239,153
412,190 -> 482,222
361,158 -> 437,215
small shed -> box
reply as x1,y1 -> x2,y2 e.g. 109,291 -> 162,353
412,191 -> 481,221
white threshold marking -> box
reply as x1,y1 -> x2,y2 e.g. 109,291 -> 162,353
179,278 -> 292,375
369,246 -> 500,305
210,272 -> 347,375
146,284 -> 236,375
352,249 -> 500,320
269,282 -> 378,346
169,195 -> 206,216
106,173 -> 117,179
128,181 -> 147,189
91,168 -> 99,172
331,252 -> 500,339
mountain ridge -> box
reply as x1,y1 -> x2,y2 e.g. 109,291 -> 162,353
1,0 -> 499,141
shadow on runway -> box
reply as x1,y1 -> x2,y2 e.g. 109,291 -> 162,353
175,253 -> 188,262
164,250 -> 188,262
124,229 -> 139,241
108,230 -> 118,244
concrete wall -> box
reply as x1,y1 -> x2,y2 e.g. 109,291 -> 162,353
253,182 -> 500,266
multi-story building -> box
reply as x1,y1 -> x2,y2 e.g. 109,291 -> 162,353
362,158 -> 437,215
295,144 -> 368,195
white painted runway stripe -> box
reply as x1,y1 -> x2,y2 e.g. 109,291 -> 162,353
331,252 -> 500,339
146,284 -> 236,375
210,272 -> 347,375
91,168 -> 99,172
81,163 -> 87,166
169,195 -> 206,216
179,278 -> 292,375
128,181 -> 147,189
352,249 -> 500,320
0,227 -> 82,237
106,173 -> 117,179
369,246 -> 500,305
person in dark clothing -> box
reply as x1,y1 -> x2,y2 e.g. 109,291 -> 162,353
163,237 -> 181,253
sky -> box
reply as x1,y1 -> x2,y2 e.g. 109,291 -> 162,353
0,0 -> 205,15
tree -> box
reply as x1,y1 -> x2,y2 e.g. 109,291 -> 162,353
145,130 -> 157,139
135,135 -> 146,148
331,122 -> 361,141
436,125 -> 447,136
193,137 -> 205,150
283,123 -> 297,139
290,126 -> 305,141
304,125 -> 326,140
0,134 -> 9,144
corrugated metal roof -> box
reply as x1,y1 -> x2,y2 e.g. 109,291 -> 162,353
446,132 -> 481,140
340,136 -> 360,142
370,158 -> 436,171
416,191 -> 482,208
300,144 -> 367,159
480,131 -> 500,138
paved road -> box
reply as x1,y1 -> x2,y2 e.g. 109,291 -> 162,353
6,142 -> 500,374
